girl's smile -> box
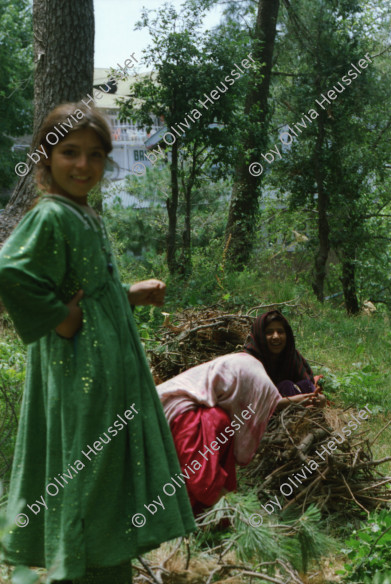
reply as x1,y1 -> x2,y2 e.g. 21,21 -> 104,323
45,127 -> 106,205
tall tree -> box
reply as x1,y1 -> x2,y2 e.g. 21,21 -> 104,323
268,0 -> 391,312
0,0 -> 95,244
225,0 -> 280,268
119,2 -> 245,275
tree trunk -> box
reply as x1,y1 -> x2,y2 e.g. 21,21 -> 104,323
340,253 -> 360,315
312,108 -> 329,302
179,181 -> 192,277
179,144 -> 200,277
225,0 -> 280,268
167,140 -> 179,274
0,0 -> 94,244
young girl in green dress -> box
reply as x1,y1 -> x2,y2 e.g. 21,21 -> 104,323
0,103 -> 195,583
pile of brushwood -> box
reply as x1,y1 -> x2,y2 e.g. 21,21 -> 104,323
148,304 -> 391,518
242,403 -> 391,517
149,302 -> 279,382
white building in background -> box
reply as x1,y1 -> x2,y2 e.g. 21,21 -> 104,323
3,72 -> 165,207
93,68 -> 164,181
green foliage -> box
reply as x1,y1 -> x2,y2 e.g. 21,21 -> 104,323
228,496 -> 284,566
117,0 -> 248,274
338,510 -> 391,583
103,164 -> 231,269
0,336 -> 26,391
322,363 -> 388,411
103,167 -> 169,258
121,1 -> 246,156
280,504 -> 337,573
0,0 -> 33,190
103,169 -> 234,310
287,308 -> 391,412
0,330 -> 26,484
195,490 -> 336,576
266,0 -> 391,311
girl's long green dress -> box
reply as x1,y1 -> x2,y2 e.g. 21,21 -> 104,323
0,195 -> 195,581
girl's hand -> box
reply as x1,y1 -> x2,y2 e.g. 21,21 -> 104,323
128,279 -> 166,307
276,392 -> 326,411
55,290 -> 84,338
306,391 -> 326,408
313,385 -> 330,407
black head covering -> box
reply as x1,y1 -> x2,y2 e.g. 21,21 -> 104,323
244,310 -> 314,385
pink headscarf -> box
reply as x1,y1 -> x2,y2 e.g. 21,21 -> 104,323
156,352 -> 281,465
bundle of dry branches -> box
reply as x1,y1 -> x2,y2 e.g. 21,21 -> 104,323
148,301 -> 299,383
243,404 -> 391,516
148,306 -> 251,383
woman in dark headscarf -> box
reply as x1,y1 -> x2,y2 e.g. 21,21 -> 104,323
244,310 -> 319,397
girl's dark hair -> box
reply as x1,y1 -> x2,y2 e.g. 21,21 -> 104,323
36,102 -> 113,190
264,310 -> 287,330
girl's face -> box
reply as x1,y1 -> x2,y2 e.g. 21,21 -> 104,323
265,321 -> 287,355
46,127 -> 106,204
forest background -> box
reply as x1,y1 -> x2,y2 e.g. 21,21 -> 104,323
1,0 -> 391,582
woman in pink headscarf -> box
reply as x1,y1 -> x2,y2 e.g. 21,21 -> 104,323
156,352 -> 324,516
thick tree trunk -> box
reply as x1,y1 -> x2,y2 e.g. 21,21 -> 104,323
167,140 -> 179,274
0,0 -> 94,244
340,253 -> 360,315
225,0 -> 280,268
312,109 -> 329,302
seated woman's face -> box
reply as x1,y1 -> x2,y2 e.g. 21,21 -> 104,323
265,321 -> 287,355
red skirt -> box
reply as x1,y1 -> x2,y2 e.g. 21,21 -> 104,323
170,407 -> 237,516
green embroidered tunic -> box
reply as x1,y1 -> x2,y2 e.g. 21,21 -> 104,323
0,195 -> 195,581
